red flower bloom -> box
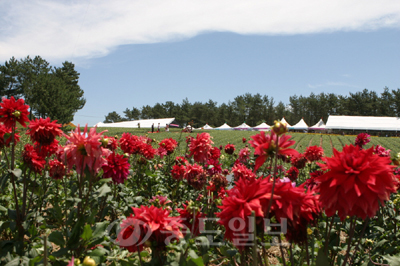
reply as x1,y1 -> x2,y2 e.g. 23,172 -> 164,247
117,205 -> 183,252
217,177 -> 273,249
149,195 -> 172,207
27,117 -> 63,146
224,144 -> 235,155
238,147 -> 251,163
231,163 -> 256,182
177,202 -> 206,236
374,145 -> 390,157
205,158 -> 222,176
175,156 -> 188,165
35,139 -> 59,157
0,123 -> 20,148
102,152 -> 131,184
184,163 -> 206,190
242,137 -> 247,143
188,132 -> 214,163
159,138 -> 178,155
0,96 -> 30,128
63,124 -> 110,175
22,144 -> 46,174
101,135 -> 118,151
119,133 -> 141,155
291,154 -> 307,169
249,131 -> 298,171
140,143 -> 157,160
316,145 -> 397,220
171,164 -> 186,180
49,159 -> 66,180
209,146 -> 221,160
287,166 -> 299,182
355,133 -> 371,148
304,146 -> 324,162
305,170 -> 323,191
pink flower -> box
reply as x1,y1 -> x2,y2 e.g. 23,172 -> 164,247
374,145 -> 391,157
238,147 -> 251,163
63,124 -> 110,175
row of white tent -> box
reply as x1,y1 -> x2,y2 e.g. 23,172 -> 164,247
197,117 -> 326,131
95,115 -> 400,132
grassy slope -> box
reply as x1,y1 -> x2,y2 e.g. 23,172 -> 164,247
93,127 -> 400,157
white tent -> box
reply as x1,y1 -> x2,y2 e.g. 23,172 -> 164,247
309,119 -> 326,130
290,118 -> 309,130
95,118 -> 175,128
215,123 -> 232,130
234,123 -> 252,130
280,117 -> 291,127
195,124 -> 214,130
253,122 -> 271,131
326,115 -> 400,131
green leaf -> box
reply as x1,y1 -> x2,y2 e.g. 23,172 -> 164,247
316,249 -> 330,266
188,257 -> 204,266
5,257 -> 21,266
0,205 -> 7,212
48,231 -> 65,247
96,183 -> 111,197
91,221 -> 108,239
195,236 -> 210,255
382,254 -> 400,264
81,224 -> 93,241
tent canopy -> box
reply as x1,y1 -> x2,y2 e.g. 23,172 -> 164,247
95,118 -> 175,128
326,115 -> 400,131
234,123 -> 252,130
215,123 -> 232,130
196,124 -> 214,130
309,119 -> 326,130
254,122 -> 271,131
290,118 -> 309,130
280,117 -> 291,127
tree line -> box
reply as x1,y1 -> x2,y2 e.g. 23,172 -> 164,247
0,56 -> 86,124
105,87 -> 400,128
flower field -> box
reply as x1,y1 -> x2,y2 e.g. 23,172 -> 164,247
1,100 -> 400,266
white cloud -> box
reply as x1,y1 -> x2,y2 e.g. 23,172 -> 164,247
1,0 -> 400,63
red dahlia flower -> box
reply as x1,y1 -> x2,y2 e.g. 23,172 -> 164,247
101,135 -> 118,151
374,145 -> 390,157
249,131 -> 298,171
304,146 -> 324,162
242,137 -> 247,143
49,159 -> 66,180
316,145 -> 397,220
171,164 -> 186,180
0,123 -> 20,148
63,124 -> 110,175
35,139 -> 59,157
287,166 -> 299,182
177,202 -> 206,236
205,158 -> 222,176
238,147 -> 251,163
209,146 -> 221,160
355,133 -> 371,148
102,152 -> 130,184
224,144 -> 235,155
159,138 -> 178,155
231,163 -> 256,182
0,96 -> 30,128
22,144 -> 46,174
188,132 -> 214,163
217,177 -> 273,249
184,163 -> 207,190
117,205 -> 183,252
291,154 -> 307,169
27,117 -> 63,145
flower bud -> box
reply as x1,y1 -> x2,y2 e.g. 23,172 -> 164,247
12,110 -> 21,118
271,120 -> 288,135
392,152 -> 400,165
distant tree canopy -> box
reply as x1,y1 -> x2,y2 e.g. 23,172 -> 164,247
0,56 -> 86,124
104,87 -> 400,128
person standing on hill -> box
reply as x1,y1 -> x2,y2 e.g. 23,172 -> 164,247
151,123 -> 154,133
157,123 -> 160,132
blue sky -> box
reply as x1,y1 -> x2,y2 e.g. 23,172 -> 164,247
1,1 -> 400,126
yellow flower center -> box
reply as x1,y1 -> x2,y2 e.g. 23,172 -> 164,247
12,110 -> 21,118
